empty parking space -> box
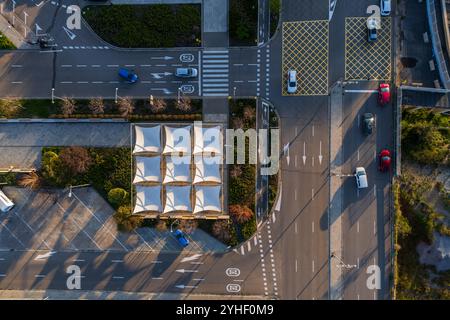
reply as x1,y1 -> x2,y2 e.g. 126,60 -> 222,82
345,17 -> 392,81
282,20 -> 329,96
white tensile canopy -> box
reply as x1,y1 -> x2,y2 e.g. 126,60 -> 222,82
163,125 -> 192,155
133,125 -> 161,154
193,125 -> 222,155
163,186 -> 192,213
133,156 -> 161,184
193,186 -> 222,214
163,155 -> 192,184
133,185 -> 162,213
193,155 -> 221,184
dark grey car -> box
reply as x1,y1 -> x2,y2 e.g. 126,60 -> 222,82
362,113 -> 375,135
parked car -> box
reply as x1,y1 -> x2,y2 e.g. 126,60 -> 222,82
174,229 -> 189,247
175,67 -> 198,78
378,83 -> 391,105
118,68 -> 138,83
379,149 -> 392,172
355,167 -> 368,189
287,70 -> 297,94
0,190 -> 14,213
380,0 -> 391,16
362,113 -> 375,135
367,17 -> 379,42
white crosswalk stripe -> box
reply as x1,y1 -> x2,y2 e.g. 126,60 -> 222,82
201,50 -> 229,97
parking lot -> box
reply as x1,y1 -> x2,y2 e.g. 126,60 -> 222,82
0,187 -> 226,254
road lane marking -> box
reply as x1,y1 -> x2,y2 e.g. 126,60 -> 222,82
312,260 -> 315,273
374,185 -> 377,197
295,222 -> 298,234
312,188 -> 315,201
357,221 -> 360,233
111,260 -> 123,263
312,125 -> 315,137
107,65 -> 119,67
35,275 -> 45,278
190,262 -> 203,265
112,276 -> 124,280
294,188 -> 297,201
151,260 -> 163,264
73,259 -> 84,262
240,246 -> 245,255
357,149 -> 360,161
0,274 -> 5,277
11,64 -> 22,68
374,220 -> 376,235
295,259 -> 298,272
11,81 -> 22,84
312,221 -> 315,233
76,65 -> 87,67
152,277 -> 163,280
357,257 -> 360,269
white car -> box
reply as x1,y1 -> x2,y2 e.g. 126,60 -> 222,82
0,189 -> 14,212
380,0 -> 391,16
287,70 -> 297,94
355,167 -> 368,189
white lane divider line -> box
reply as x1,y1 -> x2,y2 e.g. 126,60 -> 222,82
247,241 -> 251,252
112,276 -> 124,280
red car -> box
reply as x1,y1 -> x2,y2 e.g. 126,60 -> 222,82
379,149 -> 391,172
378,83 -> 391,105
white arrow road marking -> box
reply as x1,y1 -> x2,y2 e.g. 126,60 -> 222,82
180,254 -> 202,263
150,88 -> 172,94
284,143 -> 290,165
319,141 -> 323,165
62,26 -> 76,40
303,142 -> 307,165
34,251 -> 56,261
175,284 -> 198,289
151,72 -> 172,79
176,269 -> 198,273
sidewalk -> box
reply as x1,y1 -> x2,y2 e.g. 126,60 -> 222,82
0,290 -> 267,300
203,0 -> 228,47
0,12 -> 34,49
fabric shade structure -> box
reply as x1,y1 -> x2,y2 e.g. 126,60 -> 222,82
193,125 -> 222,155
193,155 -> 221,184
133,125 -> 161,154
133,156 -> 161,184
163,185 -> 192,213
163,155 -> 192,184
193,186 -> 222,214
133,185 -> 162,214
163,125 -> 192,155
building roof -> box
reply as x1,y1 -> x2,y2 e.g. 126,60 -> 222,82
133,156 -> 161,184
193,124 -> 222,155
163,185 -> 192,213
133,125 -> 161,154
193,186 -> 222,214
163,125 -> 192,155
193,155 -> 222,184
133,185 -> 162,214
163,155 -> 192,184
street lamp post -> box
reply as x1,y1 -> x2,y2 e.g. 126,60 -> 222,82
67,184 -> 91,198
170,219 -> 180,232
115,88 -> 118,103
177,87 -> 181,104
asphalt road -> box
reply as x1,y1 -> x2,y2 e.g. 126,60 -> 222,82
0,0 -> 394,300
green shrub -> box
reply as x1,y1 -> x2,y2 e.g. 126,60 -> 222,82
0,32 -> 16,50
241,216 -> 257,240
114,205 -> 141,232
108,188 -> 129,208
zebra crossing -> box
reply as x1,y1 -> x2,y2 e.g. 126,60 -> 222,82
201,50 -> 229,97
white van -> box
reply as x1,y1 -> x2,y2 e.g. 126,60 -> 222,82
0,189 -> 14,212
355,167 -> 368,189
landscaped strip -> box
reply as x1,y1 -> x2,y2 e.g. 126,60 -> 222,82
82,4 -> 201,48
0,32 -> 16,50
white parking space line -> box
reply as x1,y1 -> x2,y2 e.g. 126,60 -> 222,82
295,259 -> 298,273
357,221 -> 360,233
295,222 -> 298,234
152,277 -> 163,280
111,260 -> 123,263
11,64 -> 22,68
374,220 -> 376,235
73,259 -> 85,262
112,276 -> 124,280
312,221 -> 315,233
240,246 -> 245,255
70,193 -> 133,251
312,260 -> 315,273
247,241 -> 251,252
35,275 -> 45,278
151,260 -> 162,264
11,210 -> 51,249
11,81 -> 22,84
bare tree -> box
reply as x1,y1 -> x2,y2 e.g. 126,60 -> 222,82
212,220 -> 231,243
229,204 -> 253,224
0,98 -> 23,117
232,117 -> 244,129
176,96 -> 192,112
59,146 -> 92,175
89,97 -> 104,114
149,97 -> 167,113
243,106 -> 256,122
17,171 -> 42,190
179,219 -> 198,234
117,97 -> 134,117
60,97 -> 76,116
230,165 -> 243,179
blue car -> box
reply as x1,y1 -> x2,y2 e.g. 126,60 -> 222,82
174,229 -> 189,247
118,68 -> 138,83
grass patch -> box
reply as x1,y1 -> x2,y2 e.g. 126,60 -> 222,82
0,32 -> 16,50
82,4 -> 201,48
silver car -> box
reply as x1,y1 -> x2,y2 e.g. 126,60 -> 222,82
287,70 -> 297,94
380,0 -> 391,16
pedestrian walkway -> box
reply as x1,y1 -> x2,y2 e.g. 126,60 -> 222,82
201,50 -> 230,97
0,12 -> 33,49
